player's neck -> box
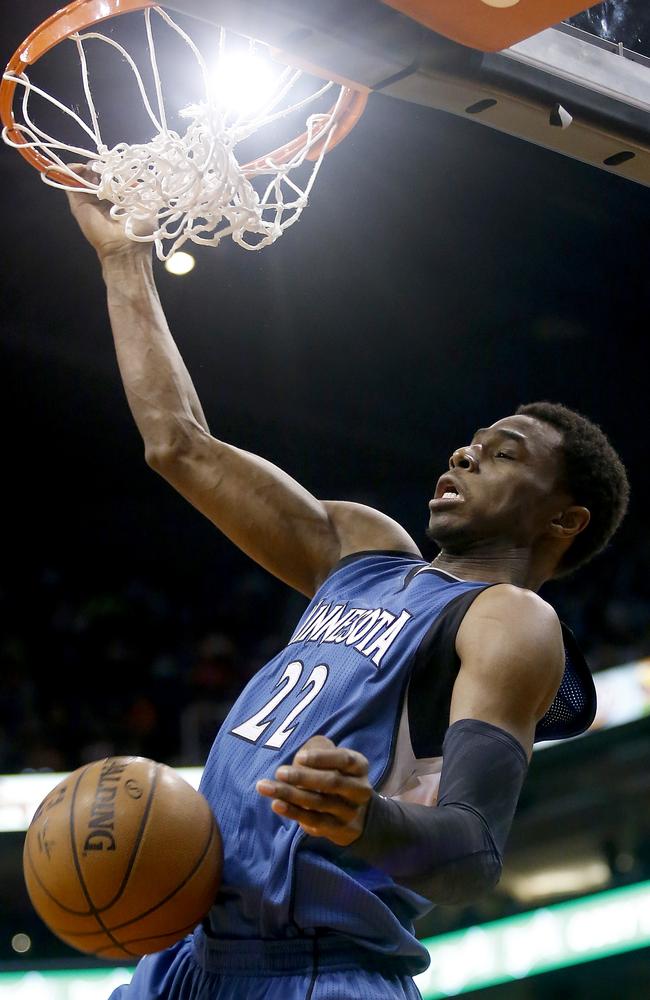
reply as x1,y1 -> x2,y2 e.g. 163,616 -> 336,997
431,547 -> 546,590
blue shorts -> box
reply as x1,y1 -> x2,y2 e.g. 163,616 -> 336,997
108,932 -> 423,1000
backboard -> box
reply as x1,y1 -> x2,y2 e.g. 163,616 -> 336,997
159,0 -> 650,187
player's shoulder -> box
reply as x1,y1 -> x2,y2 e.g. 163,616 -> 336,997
459,583 -> 564,673
322,499 -> 422,561
456,584 -> 565,715
469,582 -> 560,630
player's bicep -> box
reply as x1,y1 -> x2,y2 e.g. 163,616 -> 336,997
451,585 -> 565,756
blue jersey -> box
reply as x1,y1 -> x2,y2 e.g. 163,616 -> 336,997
194,552 -> 595,975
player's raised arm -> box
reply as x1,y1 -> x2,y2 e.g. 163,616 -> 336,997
66,184 -> 420,596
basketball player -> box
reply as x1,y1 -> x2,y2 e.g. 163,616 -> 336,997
66,180 -> 628,1000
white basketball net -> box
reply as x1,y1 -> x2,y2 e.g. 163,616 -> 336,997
2,6 -> 348,256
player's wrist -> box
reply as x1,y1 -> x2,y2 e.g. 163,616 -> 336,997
340,791 -> 392,856
100,244 -> 153,278
344,797 -> 372,846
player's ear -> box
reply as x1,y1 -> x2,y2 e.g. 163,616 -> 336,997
549,505 -> 590,539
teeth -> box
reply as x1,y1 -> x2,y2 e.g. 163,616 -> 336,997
442,491 -> 458,499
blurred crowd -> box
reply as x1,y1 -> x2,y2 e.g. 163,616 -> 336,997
1,517 -> 649,775
0,558 -> 306,775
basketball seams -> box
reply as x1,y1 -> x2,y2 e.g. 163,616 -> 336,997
53,815 -> 219,937
93,760 -> 160,914
24,827 -> 93,917
106,813 -> 219,930
69,761 -> 138,958
92,918 -> 202,957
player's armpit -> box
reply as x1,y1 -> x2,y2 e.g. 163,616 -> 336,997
451,584 -> 566,756
322,501 -> 421,570
342,718 -> 528,905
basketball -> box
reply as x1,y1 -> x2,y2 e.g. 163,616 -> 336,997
23,757 -> 222,959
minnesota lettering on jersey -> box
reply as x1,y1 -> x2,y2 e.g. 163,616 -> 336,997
289,600 -> 413,667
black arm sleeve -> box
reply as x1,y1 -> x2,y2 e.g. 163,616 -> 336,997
343,717 -> 529,904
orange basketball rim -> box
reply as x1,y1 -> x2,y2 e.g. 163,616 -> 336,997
0,0 -> 369,189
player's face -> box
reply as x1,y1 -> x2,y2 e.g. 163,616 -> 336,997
427,414 -> 570,551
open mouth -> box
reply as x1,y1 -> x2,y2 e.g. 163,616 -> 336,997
431,476 -> 465,504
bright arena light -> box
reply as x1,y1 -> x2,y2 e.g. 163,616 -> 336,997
165,252 -> 196,276
209,50 -> 281,116
508,858 -> 612,904
10,933 -> 31,954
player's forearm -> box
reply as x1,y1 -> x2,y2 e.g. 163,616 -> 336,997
348,794 -> 502,904
344,719 -> 528,905
101,251 -> 209,454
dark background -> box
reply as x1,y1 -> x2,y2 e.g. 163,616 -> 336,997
1,1 -> 650,993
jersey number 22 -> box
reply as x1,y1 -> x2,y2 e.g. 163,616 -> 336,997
231,661 -> 329,749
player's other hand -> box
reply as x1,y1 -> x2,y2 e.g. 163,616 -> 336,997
64,163 -> 151,262
256,735 -> 372,847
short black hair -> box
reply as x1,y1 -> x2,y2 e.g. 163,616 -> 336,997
516,402 -> 629,576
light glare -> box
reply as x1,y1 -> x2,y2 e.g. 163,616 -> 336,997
165,252 -> 195,276
210,51 -> 279,115
507,859 -> 611,903
11,933 -> 31,954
